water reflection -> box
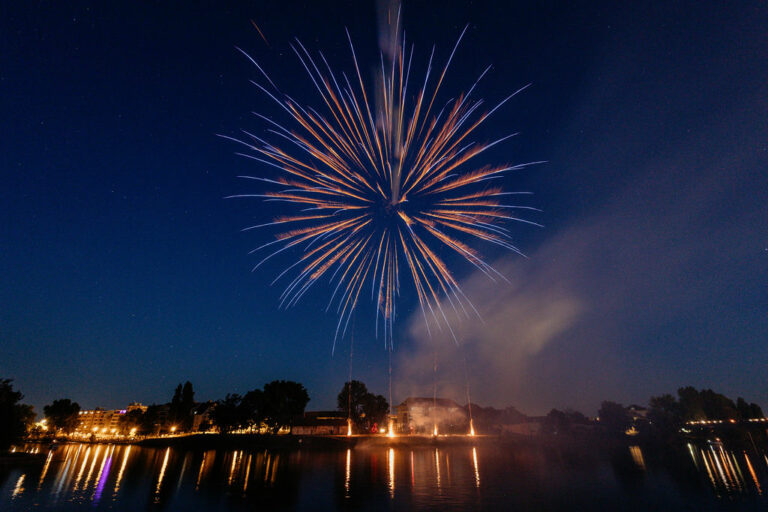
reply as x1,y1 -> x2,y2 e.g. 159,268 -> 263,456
155,447 -> 170,500
344,449 -> 351,498
11,474 -> 24,498
686,441 -> 766,497
629,445 -> 646,471
2,440 -> 768,510
113,445 -> 130,495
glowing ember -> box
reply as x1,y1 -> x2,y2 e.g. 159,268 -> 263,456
347,418 -> 352,437
433,425 -> 439,437
469,419 -> 476,436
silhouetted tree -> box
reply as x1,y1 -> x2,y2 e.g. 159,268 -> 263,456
166,381 -> 196,431
43,398 -> 81,434
598,401 -> 631,434
241,389 -> 265,431
337,381 -> 389,432
647,393 -> 682,438
542,408 -> 592,435
142,404 -> 163,434
543,409 -> 567,435
0,379 -> 35,451
181,381 -> 195,430
677,387 -> 739,421
362,394 -> 389,431
212,394 -> 245,433
122,408 -> 145,433
262,380 -> 310,433
736,397 -> 763,420
337,380 -> 370,429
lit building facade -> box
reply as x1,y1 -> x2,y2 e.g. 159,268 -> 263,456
76,402 -> 148,435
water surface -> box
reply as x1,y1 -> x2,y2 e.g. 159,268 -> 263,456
2,439 -> 767,510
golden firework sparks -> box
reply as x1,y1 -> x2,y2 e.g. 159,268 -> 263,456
225,20 -> 540,348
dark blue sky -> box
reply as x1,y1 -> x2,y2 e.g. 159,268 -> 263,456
2,1 -> 766,416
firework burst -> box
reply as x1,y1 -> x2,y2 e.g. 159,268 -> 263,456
223,23 -> 541,349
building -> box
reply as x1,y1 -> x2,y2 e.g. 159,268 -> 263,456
291,411 -> 348,435
77,408 -> 126,434
76,402 -> 148,435
396,397 -> 467,434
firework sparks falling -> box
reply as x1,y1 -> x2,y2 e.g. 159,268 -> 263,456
224,21 -> 541,348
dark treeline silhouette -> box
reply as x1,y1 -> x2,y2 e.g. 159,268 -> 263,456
542,408 -> 592,436
542,386 -> 765,440
0,379 -> 35,451
4,375 -> 765,447
169,381 -> 195,430
115,380 -> 311,435
645,386 -> 764,438
43,399 -> 81,434
211,380 -> 310,434
337,380 -> 388,433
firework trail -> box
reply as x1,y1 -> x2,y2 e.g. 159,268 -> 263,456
223,16 -> 541,350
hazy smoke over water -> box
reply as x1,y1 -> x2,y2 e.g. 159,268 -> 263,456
394,5 -> 768,414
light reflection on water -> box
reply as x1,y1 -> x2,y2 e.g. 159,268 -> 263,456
2,440 -> 768,510
685,441 -> 766,497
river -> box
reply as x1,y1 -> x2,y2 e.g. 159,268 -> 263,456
2,438 -> 767,510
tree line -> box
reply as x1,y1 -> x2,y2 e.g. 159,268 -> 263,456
0,377 -> 313,446
1,376 -> 763,452
542,386 -> 765,438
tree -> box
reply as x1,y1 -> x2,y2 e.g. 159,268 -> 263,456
167,381 -> 196,431
677,386 -> 705,421
122,408 -> 145,433
182,382 -> 195,409
677,387 -> 739,421
542,408 -> 592,435
262,380 -> 310,433
362,394 -> 389,432
180,381 -> 195,430
598,401 -> 631,434
736,397 -> 763,420
647,393 -> 682,437
142,404 -> 163,434
543,409 -> 568,435
337,380 -> 370,429
0,379 -> 35,451
241,389 -> 265,431
212,394 -> 245,433
44,398 -> 81,434
337,381 -> 389,432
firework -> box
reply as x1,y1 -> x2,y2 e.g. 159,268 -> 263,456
223,22 -> 540,348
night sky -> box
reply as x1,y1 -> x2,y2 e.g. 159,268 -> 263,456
2,1 -> 766,416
